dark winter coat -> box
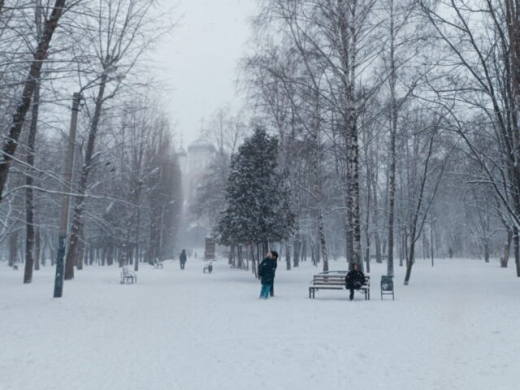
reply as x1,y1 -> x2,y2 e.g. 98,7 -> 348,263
179,251 -> 187,263
258,257 -> 277,286
345,269 -> 365,290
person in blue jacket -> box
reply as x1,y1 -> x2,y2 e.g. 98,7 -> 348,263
258,251 -> 277,299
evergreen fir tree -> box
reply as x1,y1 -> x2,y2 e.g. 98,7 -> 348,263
215,127 -> 294,249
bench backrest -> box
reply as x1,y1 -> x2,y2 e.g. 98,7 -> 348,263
312,275 -> 345,286
312,274 -> 370,286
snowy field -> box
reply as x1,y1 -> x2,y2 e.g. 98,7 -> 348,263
1,257 -> 519,390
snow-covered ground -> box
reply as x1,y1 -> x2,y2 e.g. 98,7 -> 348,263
1,257 -> 519,390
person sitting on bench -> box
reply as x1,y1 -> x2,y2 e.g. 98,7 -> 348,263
345,263 -> 365,301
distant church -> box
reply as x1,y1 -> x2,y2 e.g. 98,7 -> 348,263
177,137 -> 216,248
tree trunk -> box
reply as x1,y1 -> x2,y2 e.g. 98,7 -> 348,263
148,216 -> 159,265
430,221 -> 434,267
238,245 -> 243,269
9,231 -> 19,267
252,244 -> 258,278
293,234 -> 300,268
386,0 -> 398,277
371,148 -> 382,264
84,245 -> 90,267
64,76 -> 107,279
313,144 -> 329,272
119,244 -> 127,268
311,240 -> 316,266
40,236 -> 46,267
403,135 -> 438,284
101,244 -> 106,266
133,181 -> 142,271
107,245 -> 114,266
50,246 -> 55,266
501,230 -> 513,267
34,228 -> 41,271
515,227 -> 520,277
484,240 -> 490,263
24,80 -> 41,284
404,233 -> 416,286
0,0 -> 67,202
76,226 -> 85,270
285,240 -> 291,270
348,121 -> 362,267
400,228 -> 406,267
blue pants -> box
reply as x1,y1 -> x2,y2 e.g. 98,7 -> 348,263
260,284 -> 271,299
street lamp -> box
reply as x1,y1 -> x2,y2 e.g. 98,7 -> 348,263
53,92 -> 82,298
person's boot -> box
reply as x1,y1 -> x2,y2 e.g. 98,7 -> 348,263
349,290 -> 354,301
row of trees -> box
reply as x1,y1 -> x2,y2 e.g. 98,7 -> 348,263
0,1 -> 182,285
195,0 -> 520,284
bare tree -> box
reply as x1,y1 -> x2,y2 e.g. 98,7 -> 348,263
64,0 -> 170,279
0,0 -> 70,202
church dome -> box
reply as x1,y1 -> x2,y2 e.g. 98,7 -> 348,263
187,138 -> 216,153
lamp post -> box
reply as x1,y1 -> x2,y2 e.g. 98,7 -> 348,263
53,92 -> 82,298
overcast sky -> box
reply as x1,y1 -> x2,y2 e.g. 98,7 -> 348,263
154,0 -> 258,147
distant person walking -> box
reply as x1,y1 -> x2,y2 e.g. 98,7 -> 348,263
270,250 -> 279,297
345,263 -> 365,301
179,249 -> 187,270
258,251 -> 277,299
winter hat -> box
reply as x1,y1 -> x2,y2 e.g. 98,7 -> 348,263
271,250 -> 279,259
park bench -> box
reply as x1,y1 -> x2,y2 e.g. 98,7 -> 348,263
380,275 -> 395,300
153,259 -> 164,269
120,267 -> 137,284
309,271 -> 370,300
203,262 -> 213,273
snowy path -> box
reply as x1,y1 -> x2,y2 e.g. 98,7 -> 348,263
1,258 -> 519,390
